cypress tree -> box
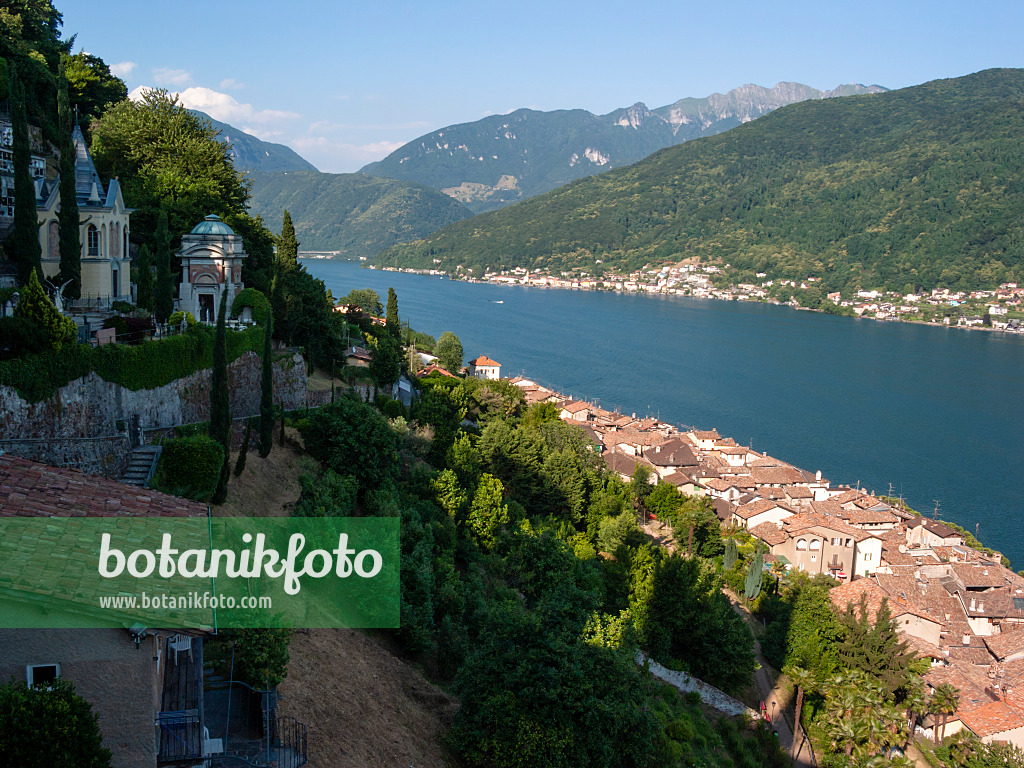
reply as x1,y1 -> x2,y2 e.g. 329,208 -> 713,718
277,210 -> 299,270
56,57 -> 81,298
258,311 -> 275,458
385,286 -> 400,340
136,245 -> 154,311
210,289 -> 231,504
9,66 -> 41,284
154,210 -> 174,323
743,550 -> 764,601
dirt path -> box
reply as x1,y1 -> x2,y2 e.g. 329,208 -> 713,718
725,592 -> 816,766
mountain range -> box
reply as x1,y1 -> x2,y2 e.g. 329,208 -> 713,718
360,82 -> 887,212
193,110 -> 319,173
378,69 -> 1024,293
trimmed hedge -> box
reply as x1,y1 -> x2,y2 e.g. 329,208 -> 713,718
154,435 -> 224,502
0,325 -> 264,403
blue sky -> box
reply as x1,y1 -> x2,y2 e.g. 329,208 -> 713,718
60,0 -> 1024,173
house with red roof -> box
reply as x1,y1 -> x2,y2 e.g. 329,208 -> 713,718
467,355 -> 501,380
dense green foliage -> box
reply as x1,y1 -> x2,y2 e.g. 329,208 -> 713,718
153,435 -> 224,501
135,245 -> 153,311
62,51 -> 127,134
382,70 -> 1024,292
91,89 -> 249,249
8,64 -> 41,283
0,677 -> 112,768
216,627 -> 292,688
293,372 -> 777,768
259,311 -> 274,458
153,209 -> 173,323
245,170 -> 473,257
13,270 -> 76,351
231,287 -> 271,325
0,0 -> 66,140
0,324 -> 263,402
434,330 -> 464,373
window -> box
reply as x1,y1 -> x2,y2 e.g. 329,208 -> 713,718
809,539 -> 821,551
862,552 -> 873,562
845,538 -> 853,547
810,555 -> 817,562
796,539 -> 807,551
87,225 -> 99,256
26,664 -> 60,687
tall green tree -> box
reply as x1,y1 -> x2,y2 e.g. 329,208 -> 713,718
91,89 -> 248,248
153,209 -> 173,323
277,210 -> 299,271
0,678 -> 112,768
14,269 -> 76,351
210,289 -> 231,504
744,550 -> 764,601
9,65 -> 41,284
259,311 -> 275,458
135,245 -> 153,311
930,683 -> 960,745
61,51 -> 127,133
837,594 -> 915,697
723,537 -> 738,570
385,286 -> 400,340
467,473 -> 509,549
369,332 -> 402,390
434,330 -> 463,373
56,56 -> 81,298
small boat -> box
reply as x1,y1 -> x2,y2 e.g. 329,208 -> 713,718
492,300 -> 504,304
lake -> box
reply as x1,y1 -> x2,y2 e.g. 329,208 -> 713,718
304,259 -> 1024,567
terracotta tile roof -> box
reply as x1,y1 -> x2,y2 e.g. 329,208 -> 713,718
415,363 -> 456,378
748,521 -> 787,547
782,512 -> 873,542
734,498 -> 793,520
662,471 -> 696,487
958,700 -> 1024,737
984,631 -> 1024,661
880,544 -> 919,567
560,400 -> 591,414
469,355 -> 501,367
0,454 -> 207,517
947,645 -> 997,665
751,466 -> 805,485
908,517 -> 962,539
951,563 -> 1010,589
712,498 -> 734,523
842,507 -> 899,525
784,486 -> 814,499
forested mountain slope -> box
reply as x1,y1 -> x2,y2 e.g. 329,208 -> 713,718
379,69 -> 1024,292
246,170 -> 473,257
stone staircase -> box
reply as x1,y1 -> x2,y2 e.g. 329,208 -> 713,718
122,445 -> 161,487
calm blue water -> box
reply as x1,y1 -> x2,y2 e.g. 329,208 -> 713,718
304,260 -> 1024,567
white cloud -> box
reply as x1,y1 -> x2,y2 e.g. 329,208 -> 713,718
219,78 -> 245,91
175,87 -> 300,125
152,67 -> 191,87
110,61 -> 136,78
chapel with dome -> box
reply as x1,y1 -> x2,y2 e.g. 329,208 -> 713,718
176,214 -> 247,323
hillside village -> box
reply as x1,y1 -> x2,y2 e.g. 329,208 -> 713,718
377,262 -> 1024,333
511,373 -> 1024,747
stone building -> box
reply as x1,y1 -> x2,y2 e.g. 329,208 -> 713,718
36,125 -> 132,302
176,214 -> 247,323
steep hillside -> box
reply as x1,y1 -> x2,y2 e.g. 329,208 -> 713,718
361,81 -> 885,212
379,69 -> 1024,292
192,110 -> 319,173
246,170 -> 472,257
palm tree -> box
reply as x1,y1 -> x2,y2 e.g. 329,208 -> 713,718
902,682 -> 928,740
784,665 -> 815,759
930,683 -> 960,744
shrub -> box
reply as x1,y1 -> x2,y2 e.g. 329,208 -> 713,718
231,287 -> 271,325
111,300 -> 135,313
154,436 -> 224,501
167,310 -> 196,329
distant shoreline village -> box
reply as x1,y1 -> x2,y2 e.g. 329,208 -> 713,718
361,260 -> 1024,335
509,369 -> 1024,745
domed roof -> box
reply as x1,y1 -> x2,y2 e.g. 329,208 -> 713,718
190,214 -> 235,236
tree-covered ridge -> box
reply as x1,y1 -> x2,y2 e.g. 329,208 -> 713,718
381,69 -> 1024,293
245,170 -> 473,257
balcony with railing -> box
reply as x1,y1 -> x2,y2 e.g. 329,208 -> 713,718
157,635 -> 205,765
